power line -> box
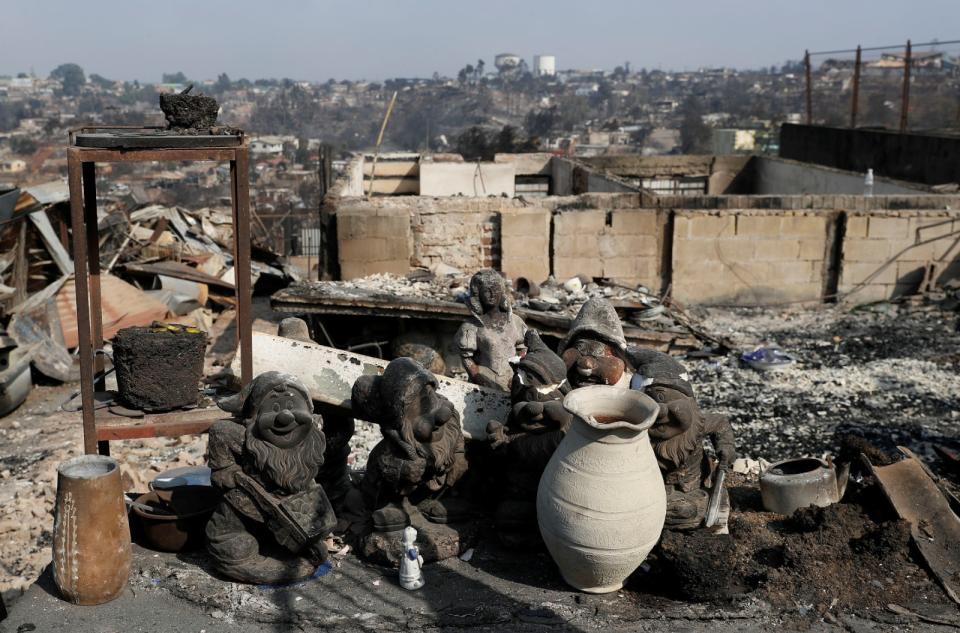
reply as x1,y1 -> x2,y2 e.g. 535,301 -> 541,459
809,38 -> 960,57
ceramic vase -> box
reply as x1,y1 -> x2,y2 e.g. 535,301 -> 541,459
536,385 -> 666,593
53,455 -> 131,605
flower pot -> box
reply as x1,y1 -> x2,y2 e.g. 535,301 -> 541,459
112,324 -> 206,411
53,455 -> 131,605
537,385 -> 666,593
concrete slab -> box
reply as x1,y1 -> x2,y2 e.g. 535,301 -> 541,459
4,544 -> 798,633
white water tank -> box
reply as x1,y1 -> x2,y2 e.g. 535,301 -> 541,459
495,53 -> 522,72
534,55 -> 556,77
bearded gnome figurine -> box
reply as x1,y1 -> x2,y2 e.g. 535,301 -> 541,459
352,357 -> 469,531
560,298 -> 737,530
206,371 -> 336,583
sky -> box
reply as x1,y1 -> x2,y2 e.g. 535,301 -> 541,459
5,0 -> 960,82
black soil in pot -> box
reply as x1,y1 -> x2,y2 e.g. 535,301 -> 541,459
112,323 -> 206,412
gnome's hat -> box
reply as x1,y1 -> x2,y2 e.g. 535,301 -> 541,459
218,371 -> 313,419
627,348 -> 695,396
351,357 -> 437,428
516,330 -> 567,386
559,297 -> 627,353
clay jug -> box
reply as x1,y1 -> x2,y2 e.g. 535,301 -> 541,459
537,385 -> 666,593
53,455 -> 131,604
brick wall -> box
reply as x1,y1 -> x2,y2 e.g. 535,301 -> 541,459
413,199 -> 500,270
672,211 -> 829,304
839,211 -> 960,303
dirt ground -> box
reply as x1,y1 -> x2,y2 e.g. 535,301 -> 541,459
2,301 -> 960,628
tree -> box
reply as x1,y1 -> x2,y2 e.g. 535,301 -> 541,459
455,126 -> 492,160
11,137 -> 38,155
295,136 -> 311,165
89,73 -> 113,89
524,106 -> 558,137
476,59 -> 485,81
679,96 -> 711,154
215,73 -> 232,92
50,63 -> 85,96
161,71 -> 188,84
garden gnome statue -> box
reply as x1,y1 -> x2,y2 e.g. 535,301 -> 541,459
631,349 -> 736,529
352,357 -> 469,529
559,298 -> 736,530
486,329 -> 573,545
559,297 -> 632,390
399,526 -> 425,590
205,371 -> 337,583
456,269 -> 528,391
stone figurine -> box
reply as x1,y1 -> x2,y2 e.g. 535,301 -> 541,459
351,357 -> 469,529
559,298 -> 736,530
399,526 -> 425,590
276,318 -> 355,514
632,351 -> 736,529
205,371 -> 336,583
456,269 -> 528,391
486,330 -> 573,545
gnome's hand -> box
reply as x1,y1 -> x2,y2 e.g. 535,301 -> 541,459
210,464 -> 242,490
486,421 -> 510,449
541,400 -> 574,432
400,458 -> 427,483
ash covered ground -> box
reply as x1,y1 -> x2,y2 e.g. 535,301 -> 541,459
689,303 -> 960,463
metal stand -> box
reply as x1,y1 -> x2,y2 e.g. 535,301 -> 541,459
66,133 -> 253,455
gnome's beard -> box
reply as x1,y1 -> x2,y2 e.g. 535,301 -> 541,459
651,426 -> 702,472
245,423 -> 325,493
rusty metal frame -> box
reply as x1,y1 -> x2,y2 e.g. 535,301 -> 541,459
67,139 -> 253,455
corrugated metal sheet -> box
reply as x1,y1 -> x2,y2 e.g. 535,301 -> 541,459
56,274 -> 170,348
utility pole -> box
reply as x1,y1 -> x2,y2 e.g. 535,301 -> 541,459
899,40 -> 912,132
804,50 -> 813,125
850,46 -> 862,128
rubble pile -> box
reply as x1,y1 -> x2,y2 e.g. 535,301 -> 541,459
0,182 -> 296,416
310,269 -> 713,342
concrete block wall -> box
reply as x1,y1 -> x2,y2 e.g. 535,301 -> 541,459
672,211 -> 829,304
839,211 -> 960,303
500,207 -> 551,283
337,206 -> 413,278
552,208 -> 661,286
334,191 -> 960,304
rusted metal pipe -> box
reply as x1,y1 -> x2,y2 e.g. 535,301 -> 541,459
900,40 -> 912,132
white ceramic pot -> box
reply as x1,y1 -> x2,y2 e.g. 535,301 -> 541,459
536,385 -> 666,593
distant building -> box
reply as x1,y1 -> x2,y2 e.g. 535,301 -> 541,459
494,53 -> 522,73
0,159 -> 27,174
533,55 -> 556,77
250,136 -> 288,155
711,129 -> 757,154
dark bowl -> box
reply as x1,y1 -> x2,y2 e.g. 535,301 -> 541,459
132,486 -> 221,552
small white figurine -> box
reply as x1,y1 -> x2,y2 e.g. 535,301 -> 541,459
399,526 -> 425,590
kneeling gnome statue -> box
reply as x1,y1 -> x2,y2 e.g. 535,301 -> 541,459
206,371 -> 336,583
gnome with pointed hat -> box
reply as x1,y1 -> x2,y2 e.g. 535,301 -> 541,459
205,371 -> 337,583
559,297 -> 736,530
